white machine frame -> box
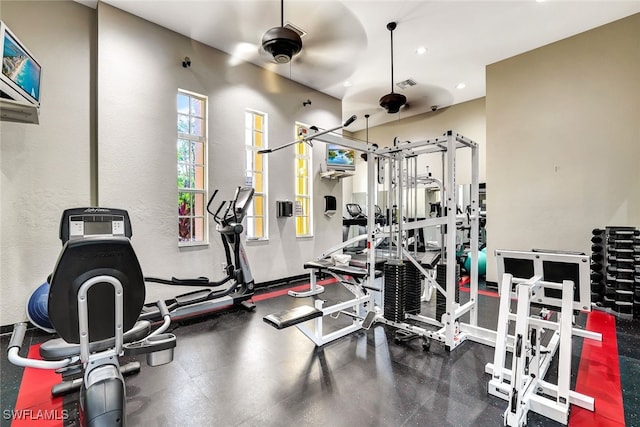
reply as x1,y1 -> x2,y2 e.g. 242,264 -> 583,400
369,131 -> 495,350
485,250 -> 601,426
276,127 -> 495,351
288,235 -> 382,346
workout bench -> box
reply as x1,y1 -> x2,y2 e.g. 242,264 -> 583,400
263,257 -> 383,346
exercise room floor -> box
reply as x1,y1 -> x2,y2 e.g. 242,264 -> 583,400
1,278 -> 638,427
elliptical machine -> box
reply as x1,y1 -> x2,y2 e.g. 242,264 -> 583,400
142,186 -> 256,321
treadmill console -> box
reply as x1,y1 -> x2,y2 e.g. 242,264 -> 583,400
59,207 -> 132,244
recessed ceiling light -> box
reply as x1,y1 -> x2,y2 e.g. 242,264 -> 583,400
416,46 -> 427,55
343,81 -> 352,87
456,82 -> 466,90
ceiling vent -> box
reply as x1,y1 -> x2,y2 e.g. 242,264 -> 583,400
396,79 -> 417,90
283,22 -> 306,39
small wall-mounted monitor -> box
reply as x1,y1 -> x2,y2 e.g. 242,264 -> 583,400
1,21 -> 42,107
326,143 -> 355,171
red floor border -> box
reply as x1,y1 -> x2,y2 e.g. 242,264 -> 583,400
569,310 -> 625,426
10,344 -> 64,427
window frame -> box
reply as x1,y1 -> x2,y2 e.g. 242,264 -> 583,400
294,122 -> 313,238
244,109 -> 268,241
177,89 -> 208,247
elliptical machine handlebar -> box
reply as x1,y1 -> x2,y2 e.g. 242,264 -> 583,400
206,187 -> 244,226
205,189 -> 219,214
207,189 -> 226,224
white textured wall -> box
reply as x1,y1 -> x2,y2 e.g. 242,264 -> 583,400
486,14 -> 640,282
97,4 -> 343,303
0,1 -> 94,326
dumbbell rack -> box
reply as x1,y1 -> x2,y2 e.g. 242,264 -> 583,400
591,226 -> 640,320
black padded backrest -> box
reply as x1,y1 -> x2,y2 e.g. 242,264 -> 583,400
48,237 -> 145,344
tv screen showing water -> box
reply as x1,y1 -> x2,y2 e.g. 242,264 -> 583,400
327,144 -> 355,167
2,31 -> 41,102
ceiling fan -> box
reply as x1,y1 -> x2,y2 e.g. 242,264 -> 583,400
379,22 -> 407,114
261,0 -> 302,64
222,1 -> 367,90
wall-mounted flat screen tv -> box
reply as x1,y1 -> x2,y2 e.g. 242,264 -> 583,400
326,143 -> 355,171
1,21 -> 41,106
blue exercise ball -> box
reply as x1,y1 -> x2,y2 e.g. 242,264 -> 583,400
26,282 -> 56,333
464,248 -> 487,276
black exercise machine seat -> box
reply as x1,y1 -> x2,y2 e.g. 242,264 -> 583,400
303,257 -> 385,279
263,305 -> 323,330
420,251 -> 442,269
47,236 -> 146,345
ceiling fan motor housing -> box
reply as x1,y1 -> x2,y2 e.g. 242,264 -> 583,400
262,27 -> 302,63
379,92 -> 407,114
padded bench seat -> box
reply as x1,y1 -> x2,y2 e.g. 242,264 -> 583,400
303,259 -> 334,270
263,305 -> 323,330
40,320 -> 151,360
304,256 -> 385,279
420,251 -> 442,269
328,265 -> 372,279
348,254 -> 388,270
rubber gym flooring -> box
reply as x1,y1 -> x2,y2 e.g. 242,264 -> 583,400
1,278 -> 638,427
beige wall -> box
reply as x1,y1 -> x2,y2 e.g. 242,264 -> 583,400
485,13 -> 640,281
0,1 -> 95,326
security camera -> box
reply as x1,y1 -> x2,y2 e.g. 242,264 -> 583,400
431,105 -> 438,112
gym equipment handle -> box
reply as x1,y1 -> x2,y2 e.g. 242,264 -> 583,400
158,300 -> 170,318
8,322 -> 27,350
206,189 -> 220,216
343,115 -> 357,127
258,116 -> 357,155
8,323 -> 80,369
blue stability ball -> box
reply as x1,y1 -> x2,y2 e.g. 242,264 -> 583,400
464,248 -> 487,276
26,282 -> 56,333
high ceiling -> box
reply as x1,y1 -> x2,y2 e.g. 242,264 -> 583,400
85,1 -> 639,131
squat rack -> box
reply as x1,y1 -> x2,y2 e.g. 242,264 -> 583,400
310,128 -> 495,351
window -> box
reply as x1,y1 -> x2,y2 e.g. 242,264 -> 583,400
245,110 -> 268,240
295,123 -> 313,237
177,90 -> 207,245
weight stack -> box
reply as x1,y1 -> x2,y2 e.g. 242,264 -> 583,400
634,234 -> 640,319
591,229 -> 606,305
607,227 -> 637,319
435,263 -> 460,324
404,262 -> 422,315
384,260 -> 406,322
